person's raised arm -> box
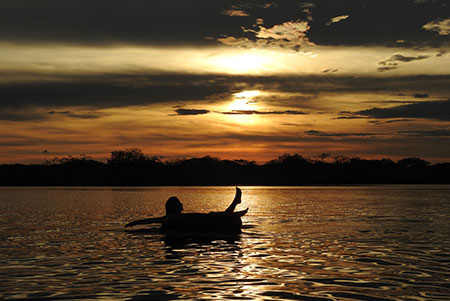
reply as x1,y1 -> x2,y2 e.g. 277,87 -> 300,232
125,216 -> 165,228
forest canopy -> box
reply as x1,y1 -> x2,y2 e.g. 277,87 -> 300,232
1,148 -> 449,185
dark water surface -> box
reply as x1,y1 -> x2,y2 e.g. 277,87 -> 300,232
1,186 -> 450,300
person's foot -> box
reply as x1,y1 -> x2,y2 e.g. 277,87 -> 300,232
234,187 -> 242,204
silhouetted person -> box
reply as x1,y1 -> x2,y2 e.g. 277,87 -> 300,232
125,187 -> 248,233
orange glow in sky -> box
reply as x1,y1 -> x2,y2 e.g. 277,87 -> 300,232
0,1 -> 449,164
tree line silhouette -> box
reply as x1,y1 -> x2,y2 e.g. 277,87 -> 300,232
1,148 -> 449,185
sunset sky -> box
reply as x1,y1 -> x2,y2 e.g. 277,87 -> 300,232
1,0 -> 449,163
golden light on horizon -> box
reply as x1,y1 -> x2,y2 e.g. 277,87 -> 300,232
210,53 -> 270,74
228,98 -> 253,111
1,43 -> 447,84
227,90 -> 261,112
219,90 -> 263,125
234,90 -> 261,98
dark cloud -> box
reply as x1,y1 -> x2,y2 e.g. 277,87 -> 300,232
369,119 -> 414,125
399,129 -> 450,137
307,0 -> 449,48
0,110 -> 44,122
322,69 -> 339,73
354,100 -> 450,121
221,110 -> 307,115
0,108 -> 105,121
334,116 -> 366,120
0,76 -> 233,109
0,74 -> 448,111
360,100 -> 417,105
389,54 -> 431,63
377,66 -> 398,72
222,9 -> 249,17
174,108 -> 210,115
0,0 -> 447,48
47,110 -> 104,119
249,74 -> 450,96
414,93 -> 429,98
377,54 -> 430,72
304,130 -> 379,137
0,0 -> 242,46
383,119 -> 414,124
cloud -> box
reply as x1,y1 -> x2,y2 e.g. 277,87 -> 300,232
0,107 -> 105,121
216,36 -> 253,47
255,21 -> 310,41
230,2 -> 277,10
360,100 -> 417,105
0,75 -> 233,109
388,54 -> 431,62
0,0 -> 273,47
399,129 -> 450,137
174,108 -> 210,115
0,73 -> 448,112
423,18 -> 450,36
218,20 -> 313,51
222,9 -> 249,17
308,1 -> 449,48
353,100 -> 450,121
369,119 -> 414,125
220,110 -> 307,115
414,93 -> 429,98
326,15 -> 349,26
0,109 -> 44,121
322,69 -> 339,73
377,66 -> 398,72
377,53 -> 430,72
304,130 -> 379,137
47,110 -> 104,119
0,0 -> 305,48
246,74 -> 449,96
0,0 -> 447,49
334,116 -> 367,120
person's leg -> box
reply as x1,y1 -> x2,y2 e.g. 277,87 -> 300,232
225,187 -> 241,213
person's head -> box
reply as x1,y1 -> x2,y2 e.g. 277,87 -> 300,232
165,196 -> 183,215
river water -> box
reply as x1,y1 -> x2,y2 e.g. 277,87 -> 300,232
1,186 -> 449,300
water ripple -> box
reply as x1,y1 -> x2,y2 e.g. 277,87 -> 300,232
1,186 -> 450,300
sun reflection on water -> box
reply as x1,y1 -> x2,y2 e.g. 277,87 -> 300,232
2,186 -> 450,300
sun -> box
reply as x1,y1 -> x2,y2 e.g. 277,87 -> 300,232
211,53 -> 269,74
234,90 -> 260,98
228,98 -> 253,111
217,90 -> 263,125
228,90 -> 261,112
